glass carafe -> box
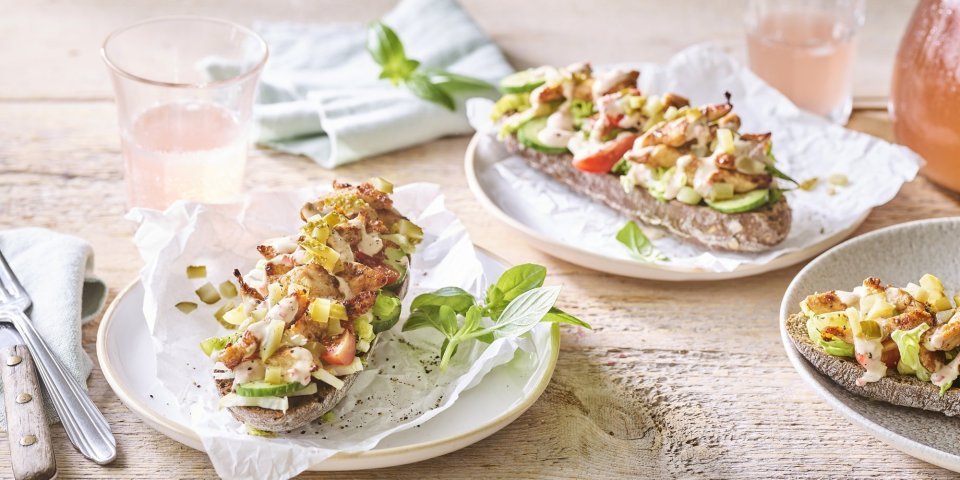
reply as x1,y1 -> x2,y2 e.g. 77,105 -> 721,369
891,0 -> 960,193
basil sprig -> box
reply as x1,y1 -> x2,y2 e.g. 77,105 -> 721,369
403,264 -> 590,369
366,22 -> 494,111
616,221 -> 668,262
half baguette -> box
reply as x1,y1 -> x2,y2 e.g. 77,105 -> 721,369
503,135 -> 791,252
784,312 -> 960,416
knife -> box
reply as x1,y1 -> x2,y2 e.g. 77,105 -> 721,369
0,323 -> 56,480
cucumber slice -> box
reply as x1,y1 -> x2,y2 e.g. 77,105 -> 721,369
235,381 -> 305,397
499,69 -> 546,93
518,117 -> 570,154
705,189 -> 770,213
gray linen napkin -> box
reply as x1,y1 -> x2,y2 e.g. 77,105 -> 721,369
205,0 -> 514,167
0,228 -> 107,427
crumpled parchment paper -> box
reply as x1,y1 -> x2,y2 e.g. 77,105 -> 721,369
129,183 -> 551,479
467,44 -> 922,272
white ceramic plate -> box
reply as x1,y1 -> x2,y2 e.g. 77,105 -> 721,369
464,133 -> 869,281
97,248 -> 559,471
780,217 -> 960,472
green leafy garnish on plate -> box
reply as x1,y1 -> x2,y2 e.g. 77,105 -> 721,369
403,264 -> 590,369
366,22 -> 494,111
616,221 -> 667,262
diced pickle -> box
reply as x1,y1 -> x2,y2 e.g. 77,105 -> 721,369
369,177 -> 394,194
175,301 -> 198,314
195,283 -> 221,305
186,265 -> 207,279
859,320 -> 882,339
219,281 -> 238,299
213,302 -> 238,329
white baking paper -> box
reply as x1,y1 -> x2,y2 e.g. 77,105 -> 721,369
128,183 -> 552,479
467,44 -> 922,272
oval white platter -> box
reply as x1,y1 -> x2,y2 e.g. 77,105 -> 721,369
780,217 -> 960,472
97,248 -> 559,471
464,133 -> 869,281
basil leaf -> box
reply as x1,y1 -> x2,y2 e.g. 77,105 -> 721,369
463,305 -> 481,333
616,221 -> 667,262
426,70 -> 494,92
494,286 -> 561,337
367,22 -> 419,84
543,307 -> 591,329
766,163 -> 798,185
485,284 -> 504,309
405,72 -> 455,111
402,305 -> 443,332
494,264 -> 547,304
410,287 -> 476,314
438,305 -> 459,338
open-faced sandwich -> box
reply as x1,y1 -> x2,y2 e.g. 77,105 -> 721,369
785,274 -> 960,415
491,63 -> 793,252
198,179 -> 422,432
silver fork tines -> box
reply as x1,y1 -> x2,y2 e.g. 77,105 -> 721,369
0,249 -> 116,464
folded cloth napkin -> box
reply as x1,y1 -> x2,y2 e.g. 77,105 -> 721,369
0,228 -> 107,427
206,0 -> 514,167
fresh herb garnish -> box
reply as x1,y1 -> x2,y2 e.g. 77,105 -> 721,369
766,149 -> 800,185
366,22 -> 494,111
403,264 -> 590,369
610,158 -> 631,176
616,221 -> 668,262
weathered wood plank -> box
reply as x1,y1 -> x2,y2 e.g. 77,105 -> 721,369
1,98 -> 959,478
0,0 -> 913,101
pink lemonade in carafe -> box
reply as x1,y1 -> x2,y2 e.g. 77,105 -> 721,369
747,11 -> 857,118
121,102 -> 247,209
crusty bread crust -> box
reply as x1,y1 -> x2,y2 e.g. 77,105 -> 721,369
216,374 -> 359,432
503,135 -> 791,252
785,312 -> 960,416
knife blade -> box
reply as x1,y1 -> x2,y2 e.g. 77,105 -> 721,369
0,323 -> 56,480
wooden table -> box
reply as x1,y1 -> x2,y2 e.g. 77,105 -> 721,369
3,1 -> 958,478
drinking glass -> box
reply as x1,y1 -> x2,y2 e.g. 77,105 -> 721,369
102,16 -> 268,210
745,0 -> 865,124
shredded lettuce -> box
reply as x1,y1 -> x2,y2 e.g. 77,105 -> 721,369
891,323 -> 931,382
942,380 -> 953,396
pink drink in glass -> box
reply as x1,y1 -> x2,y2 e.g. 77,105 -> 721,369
745,1 -> 865,123
122,102 -> 246,208
103,17 -> 267,210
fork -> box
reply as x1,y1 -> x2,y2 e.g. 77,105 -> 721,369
0,250 -> 116,465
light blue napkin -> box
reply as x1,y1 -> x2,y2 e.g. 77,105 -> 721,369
0,228 -> 107,427
211,0 -> 513,168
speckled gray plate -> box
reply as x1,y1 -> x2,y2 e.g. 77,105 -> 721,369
780,217 -> 960,472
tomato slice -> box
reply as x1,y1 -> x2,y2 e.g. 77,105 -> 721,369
321,330 -> 356,366
572,134 -> 639,173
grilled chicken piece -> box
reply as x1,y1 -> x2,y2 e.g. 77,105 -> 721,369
804,291 -> 849,315
626,144 -> 682,168
920,346 -> 946,372
704,167 -> 772,193
218,330 -> 258,369
700,102 -> 733,122
924,313 -> 960,351
338,262 -> 391,296
234,269 -> 265,302
662,92 -> 690,109
279,264 -> 342,300
717,113 -> 741,132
